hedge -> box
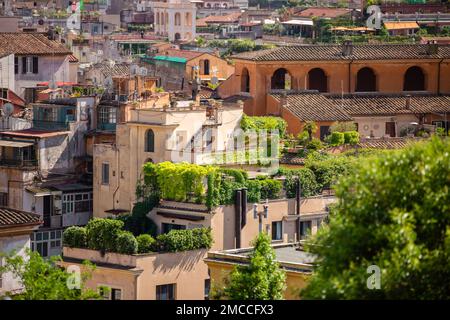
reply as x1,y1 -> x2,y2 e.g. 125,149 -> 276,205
115,231 -> 138,255
86,218 -> 124,253
329,132 -> 345,146
343,131 -> 360,145
155,227 -> 213,252
63,226 -> 87,248
136,234 -> 156,254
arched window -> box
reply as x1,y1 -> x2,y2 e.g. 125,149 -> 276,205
308,68 -> 328,92
271,68 -> 291,90
185,12 -> 192,26
403,66 -> 425,91
174,33 -> 181,41
174,12 -> 181,26
161,12 -> 164,25
356,67 -> 377,92
241,67 -> 250,93
156,12 -> 160,25
145,129 -> 154,152
203,59 -> 210,75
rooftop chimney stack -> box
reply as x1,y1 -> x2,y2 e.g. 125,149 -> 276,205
405,95 -> 411,110
342,40 -> 353,56
426,40 -> 439,55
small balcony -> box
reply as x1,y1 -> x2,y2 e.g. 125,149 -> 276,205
0,158 -> 38,168
33,120 -> 70,131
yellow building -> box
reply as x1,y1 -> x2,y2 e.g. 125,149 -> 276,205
205,242 -> 314,300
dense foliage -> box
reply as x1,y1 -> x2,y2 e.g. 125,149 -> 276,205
116,199 -> 158,237
302,137 -> 450,299
0,250 -> 101,300
136,234 -> 156,254
63,226 -> 87,248
115,231 -> 138,255
216,233 -> 286,300
240,115 -> 287,138
155,228 -> 213,252
277,167 -> 319,198
85,218 -> 124,253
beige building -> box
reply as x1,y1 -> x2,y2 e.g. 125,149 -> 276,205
149,195 -> 335,251
205,242 -> 314,300
93,99 -> 244,216
61,247 -> 209,300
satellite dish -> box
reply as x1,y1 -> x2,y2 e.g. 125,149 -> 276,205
2,103 -> 14,117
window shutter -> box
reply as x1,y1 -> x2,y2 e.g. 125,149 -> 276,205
14,57 -> 18,74
22,57 -> 27,74
32,56 -> 39,74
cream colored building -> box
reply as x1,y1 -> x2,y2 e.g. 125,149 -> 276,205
149,195 -> 336,251
152,0 -> 197,42
93,100 -> 244,216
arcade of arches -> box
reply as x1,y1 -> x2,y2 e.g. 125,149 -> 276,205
229,61 -> 446,115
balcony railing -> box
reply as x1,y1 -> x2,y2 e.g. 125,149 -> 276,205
97,122 -> 116,131
33,120 -> 70,131
0,158 -> 38,168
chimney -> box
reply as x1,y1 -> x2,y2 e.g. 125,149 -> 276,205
426,40 -> 438,55
342,40 -> 353,56
278,91 -> 288,115
241,188 -> 247,227
405,95 -> 411,110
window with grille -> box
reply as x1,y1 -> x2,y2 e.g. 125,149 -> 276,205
99,107 -> 117,124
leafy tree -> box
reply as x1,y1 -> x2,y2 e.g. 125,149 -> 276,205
303,121 -> 318,142
0,250 -> 101,300
302,137 -> 450,299
330,121 -> 357,133
221,232 -> 286,300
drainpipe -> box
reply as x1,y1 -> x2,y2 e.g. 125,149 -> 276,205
295,178 -> 302,241
348,59 -> 354,93
112,144 -> 120,210
438,58 -> 443,94
241,187 -> 247,227
234,189 -> 242,249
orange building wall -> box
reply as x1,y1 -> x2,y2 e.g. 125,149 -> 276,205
231,58 -> 450,116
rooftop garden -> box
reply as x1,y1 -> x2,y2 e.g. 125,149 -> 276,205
63,218 -> 213,255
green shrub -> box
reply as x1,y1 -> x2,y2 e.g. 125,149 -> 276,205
343,131 -> 360,145
136,234 -> 156,254
156,228 -> 213,252
115,231 -> 138,255
117,199 -> 158,237
63,226 -> 87,248
259,178 -> 283,200
329,132 -> 345,146
245,179 -> 262,203
86,218 -> 124,253
277,167 -> 319,198
306,138 -> 323,150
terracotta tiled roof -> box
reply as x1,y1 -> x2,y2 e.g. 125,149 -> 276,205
197,12 -> 242,25
96,62 -> 130,78
328,94 -> 450,116
280,152 -> 305,165
357,138 -> 419,150
0,207 -> 42,228
68,54 -> 79,63
231,44 -> 450,61
272,92 -> 352,121
0,32 -> 72,56
294,7 -> 351,18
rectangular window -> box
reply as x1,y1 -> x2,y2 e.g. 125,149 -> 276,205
102,163 -> 110,185
14,56 -> 18,74
204,279 -> 210,300
156,284 -> 176,300
99,107 -> 117,124
0,192 -> 8,206
300,221 -> 312,239
162,223 -> 186,234
271,221 -> 282,241
111,288 -> 122,300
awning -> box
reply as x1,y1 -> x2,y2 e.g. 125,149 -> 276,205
25,186 -> 58,196
157,211 -> 205,221
281,19 -> 314,26
0,140 -> 34,148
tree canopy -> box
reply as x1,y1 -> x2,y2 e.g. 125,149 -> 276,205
302,137 -> 450,299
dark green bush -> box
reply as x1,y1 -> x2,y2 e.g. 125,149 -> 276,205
259,178 -> 283,200
277,167 -> 319,198
115,231 -> 138,255
156,228 -> 213,252
329,132 -> 345,146
117,199 -> 158,237
63,226 -> 87,248
86,218 -> 124,253
343,131 -> 360,145
245,179 -> 262,203
136,234 -> 156,254
306,138 -> 323,150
